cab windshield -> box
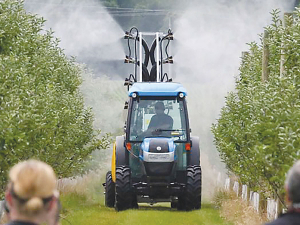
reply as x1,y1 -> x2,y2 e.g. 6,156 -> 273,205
128,97 -> 187,142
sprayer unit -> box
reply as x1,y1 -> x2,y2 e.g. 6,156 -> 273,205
123,27 -> 173,88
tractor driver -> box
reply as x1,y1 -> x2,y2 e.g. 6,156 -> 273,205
146,101 -> 173,136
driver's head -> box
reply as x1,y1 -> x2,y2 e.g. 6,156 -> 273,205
155,102 -> 165,115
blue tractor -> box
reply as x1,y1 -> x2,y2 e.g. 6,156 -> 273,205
104,28 -> 201,211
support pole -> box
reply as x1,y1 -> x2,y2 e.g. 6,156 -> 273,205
169,16 -> 172,80
156,32 -> 160,82
262,30 -> 269,82
139,32 -> 143,82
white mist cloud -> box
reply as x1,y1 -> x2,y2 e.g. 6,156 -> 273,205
23,0 -> 297,198
24,0 -> 125,61
174,0 -> 295,84
173,0 -> 295,196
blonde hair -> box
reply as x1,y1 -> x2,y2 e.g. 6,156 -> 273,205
9,159 -> 57,215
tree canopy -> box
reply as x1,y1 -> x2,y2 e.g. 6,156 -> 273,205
0,0 -> 109,192
212,10 -> 300,205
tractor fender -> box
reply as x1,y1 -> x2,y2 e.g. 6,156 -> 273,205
111,136 -> 128,182
188,136 -> 200,166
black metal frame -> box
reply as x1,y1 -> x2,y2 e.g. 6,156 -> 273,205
133,181 -> 186,198
124,27 -> 173,86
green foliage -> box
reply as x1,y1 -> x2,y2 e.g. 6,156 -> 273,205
212,9 -> 300,202
0,0 -> 109,192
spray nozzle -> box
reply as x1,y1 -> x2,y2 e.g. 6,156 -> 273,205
163,56 -> 173,64
124,55 -> 135,64
124,31 -> 135,40
165,32 -> 173,40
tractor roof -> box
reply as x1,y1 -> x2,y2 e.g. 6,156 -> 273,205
128,82 -> 187,97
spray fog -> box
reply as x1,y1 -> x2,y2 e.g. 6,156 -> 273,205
24,0 -> 296,199
173,0 -> 296,199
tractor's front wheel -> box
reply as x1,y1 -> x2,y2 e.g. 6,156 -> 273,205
115,166 -> 133,211
184,165 -> 202,210
105,171 -> 115,208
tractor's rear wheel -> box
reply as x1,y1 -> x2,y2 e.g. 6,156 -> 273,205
115,166 -> 133,211
105,171 -> 115,208
184,165 -> 202,211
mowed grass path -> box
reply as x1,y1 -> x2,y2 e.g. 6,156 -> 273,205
60,194 -> 232,225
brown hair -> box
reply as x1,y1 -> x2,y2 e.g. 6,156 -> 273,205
9,159 -> 57,216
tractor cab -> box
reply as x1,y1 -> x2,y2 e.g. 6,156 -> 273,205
127,82 -> 189,142
125,82 -> 191,180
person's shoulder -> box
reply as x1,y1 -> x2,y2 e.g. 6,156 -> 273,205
3,221 -> 38,225
265,216 -> 285,225
150,114 -> 158,120
265,212 -> 300,225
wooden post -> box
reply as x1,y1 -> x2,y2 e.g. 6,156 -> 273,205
260,193 -> 267,215
238,181 -> 243,197
247,184 -> 251,202
242,184 -> 248,201
277,193 -> 286,216
262,30 -> 269,82
280,13 -> 293,77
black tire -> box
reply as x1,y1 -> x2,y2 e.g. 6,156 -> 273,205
115,166 -> 133,211
185,165 -> 202,210
105,171 -> 115,208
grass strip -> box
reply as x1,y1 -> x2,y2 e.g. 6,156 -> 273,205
60,193 -> 232,225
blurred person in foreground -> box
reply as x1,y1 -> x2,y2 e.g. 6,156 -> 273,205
4,159 -> 60,225
266,160 -> 300,225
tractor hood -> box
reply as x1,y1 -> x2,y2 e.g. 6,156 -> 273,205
139,138 -> 176,163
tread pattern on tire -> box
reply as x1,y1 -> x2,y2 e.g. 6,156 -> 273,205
105,171 -> 115,208
115,166 -> 133,211
178,165 -> 202,211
